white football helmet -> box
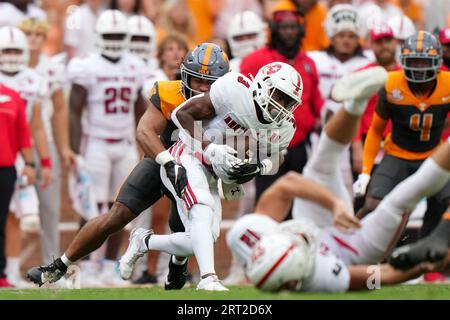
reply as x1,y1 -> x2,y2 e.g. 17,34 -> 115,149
324,4 -> 362,38
387,15 -> 416,41
246,231 -> 314,292
128,15 -> 156,61
0,27 -> 29,73
227,11 -> 266,59
253,62 -> 302,125
96,10 -> 130,59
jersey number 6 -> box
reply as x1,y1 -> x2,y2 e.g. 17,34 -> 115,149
410,113 -> 433,141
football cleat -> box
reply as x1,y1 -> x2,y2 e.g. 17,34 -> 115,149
331,66 -> 387,102
165,257 -> 189,290
389,237 -> 448,270
196,275 -> 229,291
27,259 -> 67,287
119,228 -> 153,280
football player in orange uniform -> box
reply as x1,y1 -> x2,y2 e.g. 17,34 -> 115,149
354,31 -> 450,231
27,43 -> 230,289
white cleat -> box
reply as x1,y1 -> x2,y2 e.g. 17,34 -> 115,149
119,228 -> 153,280
196,275 -> 229,291
332,66 -> 388,102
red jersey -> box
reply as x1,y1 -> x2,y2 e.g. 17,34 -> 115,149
240,46 -> 324,147
0,84 -> 32,167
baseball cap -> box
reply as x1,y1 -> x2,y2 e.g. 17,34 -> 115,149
439,27 -> 450,44
370,23 -> 394,41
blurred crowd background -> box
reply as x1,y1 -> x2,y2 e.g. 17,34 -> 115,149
0,0 -> 449,289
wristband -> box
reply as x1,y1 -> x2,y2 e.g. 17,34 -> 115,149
155,150 -> 175,165
259,158 -> 273,175
41,158 -> 52,169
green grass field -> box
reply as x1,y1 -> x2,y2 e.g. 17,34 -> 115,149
1,284 -> 450,300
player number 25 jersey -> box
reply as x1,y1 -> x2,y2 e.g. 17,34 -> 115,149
68,53 -> 145,139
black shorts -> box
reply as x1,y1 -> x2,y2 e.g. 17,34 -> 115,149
368,154 -> 450,202
115,157 -> 185,232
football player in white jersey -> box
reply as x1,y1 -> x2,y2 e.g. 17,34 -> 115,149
227,11 -> 266,73
0,26 -> 51,187
67,9 -> 146,285
118,61 -> 301,291
127,15 -> 168,96
18,18 -> 77,269
308,4 -> 371,196
229,67 -> 449,292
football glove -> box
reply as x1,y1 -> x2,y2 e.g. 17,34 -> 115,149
156,150 -> 187,198
353,173 -> 371,198
204,143 -> 242,183
227,158 -> 274,184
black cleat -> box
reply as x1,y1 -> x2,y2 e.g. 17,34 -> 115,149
132,270 -> 158,285
164,257 -> 188,290
389,237 -> 448,270
27,259 -> 67,287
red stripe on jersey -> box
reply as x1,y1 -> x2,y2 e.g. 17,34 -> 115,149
332,236 -> 359,255
186,182 -> 197,205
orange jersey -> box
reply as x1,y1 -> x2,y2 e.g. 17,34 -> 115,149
149,80 -> 185,120
363,71 -> 450,174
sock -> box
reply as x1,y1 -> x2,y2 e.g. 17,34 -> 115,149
386,158 -> 450,211
61,254 -> 73,268
172,255 -> 188,266
147,233 -> 194,257
308,132 -> 348,175
189,204 -> 216,276
6,257 -> 20,276
343,98 -> 368,116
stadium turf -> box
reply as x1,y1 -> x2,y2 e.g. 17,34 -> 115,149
1,284 -> 449,300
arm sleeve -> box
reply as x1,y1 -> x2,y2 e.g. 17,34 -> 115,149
17,98 -> 32,149
362,89 -> 390,174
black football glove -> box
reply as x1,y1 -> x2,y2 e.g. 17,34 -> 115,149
164,161 -> 188,198
227,161 -> 262,184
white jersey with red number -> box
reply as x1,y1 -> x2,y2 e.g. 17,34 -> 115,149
307,51 -> 370,116
204,71 -> 295,158
0,68 -> 47,121
35,54 -> 66,143
227,213 -> 351,292
67,53 -> 145,139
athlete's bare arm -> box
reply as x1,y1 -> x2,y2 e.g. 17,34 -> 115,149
347,255 -> 449,291
51,88 -> 76,168
134,90 -> 147,125
30,102 -> 52,188
172,93 -> 216,150
136,103 -> 168,158
69,84 -> 87,154
255,171 -> 360,231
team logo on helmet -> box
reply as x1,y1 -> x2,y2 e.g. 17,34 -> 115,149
262,63 -> 282,75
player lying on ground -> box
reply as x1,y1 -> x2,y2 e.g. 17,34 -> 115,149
228,67 -> 449,291
118,62 -> 303,291
26,43 -> 229,289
